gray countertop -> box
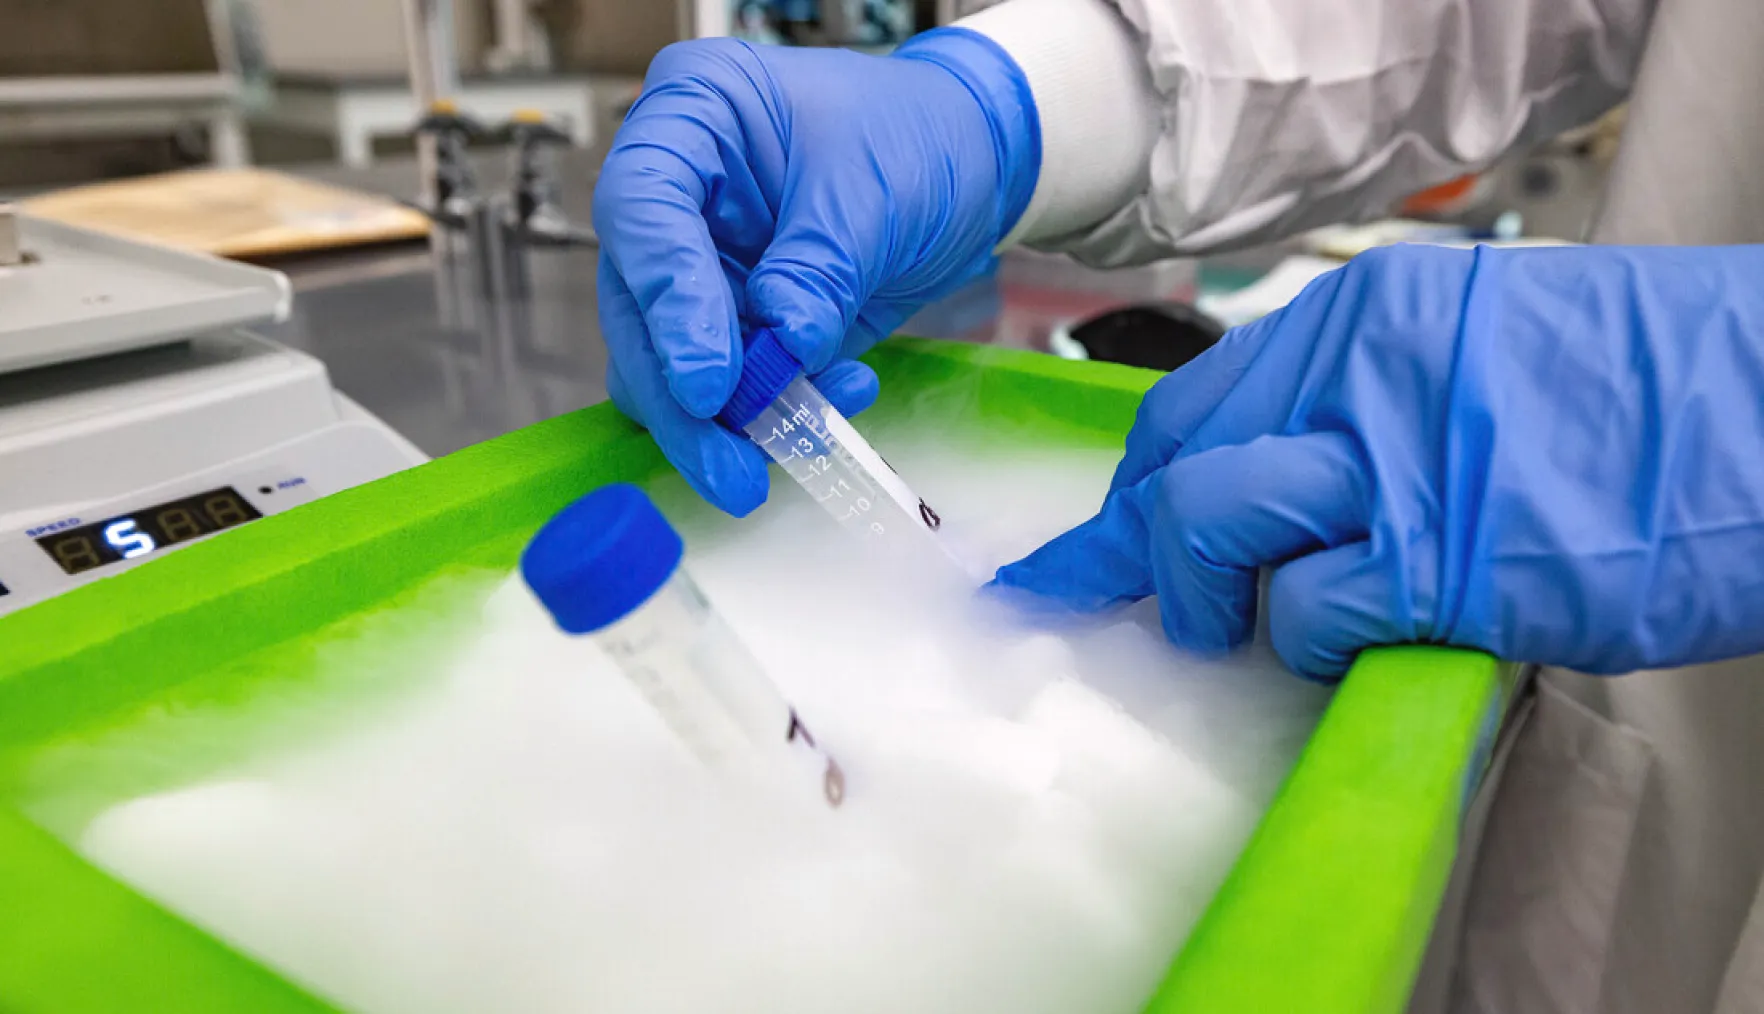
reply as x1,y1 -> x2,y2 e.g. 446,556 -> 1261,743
261,148 -> 612,457
271,236 -> 615,457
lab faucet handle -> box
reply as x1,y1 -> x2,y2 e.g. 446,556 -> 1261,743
0,204 -> 25,267
415,98 -> 488,140
410,98 -> 488,230
502,108 -> 572,149
518,215 -> 597,248
501,110 -> 594,247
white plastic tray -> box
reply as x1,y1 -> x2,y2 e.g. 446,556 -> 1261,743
0,216 -> 292,375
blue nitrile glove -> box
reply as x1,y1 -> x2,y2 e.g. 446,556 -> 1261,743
594,33 -> 1040,516
993,244 -> 1764,682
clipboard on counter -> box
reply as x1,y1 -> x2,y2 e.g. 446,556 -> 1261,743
22,167 -> 431,260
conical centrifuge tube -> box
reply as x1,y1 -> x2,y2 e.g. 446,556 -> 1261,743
717,329 -> 950,551
521,484 -> 844,807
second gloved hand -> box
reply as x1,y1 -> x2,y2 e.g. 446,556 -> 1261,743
993,244 -> 1764,681
595,32 -> 1039,516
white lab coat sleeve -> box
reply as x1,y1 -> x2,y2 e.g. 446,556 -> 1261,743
959,0 -> 1657,263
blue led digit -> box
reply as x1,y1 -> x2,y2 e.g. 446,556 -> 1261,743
103,519 -> 157,559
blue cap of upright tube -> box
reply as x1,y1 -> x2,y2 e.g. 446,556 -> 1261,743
520,484 -> 685,634
717,328 -> 803,430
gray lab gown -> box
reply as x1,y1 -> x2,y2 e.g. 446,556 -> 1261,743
1414,0 -> 1764,1009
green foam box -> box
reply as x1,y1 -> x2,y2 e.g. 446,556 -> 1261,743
0,339 -> 1510,1014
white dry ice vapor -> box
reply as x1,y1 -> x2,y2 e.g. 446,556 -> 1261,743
76,432 -> 1331,1014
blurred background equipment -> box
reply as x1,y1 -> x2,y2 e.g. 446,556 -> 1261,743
252,0 -> 592,167
1378,105 -> 1629,245
725,0 -> 915,49
537,1 -> 679,75
685,0 -> 927,47
0,0 -> 253,186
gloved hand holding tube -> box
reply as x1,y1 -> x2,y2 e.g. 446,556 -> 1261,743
592,32 -> 1040,517
993,243 -> 1764,681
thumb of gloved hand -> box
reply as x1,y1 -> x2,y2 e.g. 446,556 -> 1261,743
1264,541 -> 1404,682
744,193 -> 875,374
742,29 -> 1040,375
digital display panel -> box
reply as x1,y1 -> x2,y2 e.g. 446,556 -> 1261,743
34,487 -> 263,577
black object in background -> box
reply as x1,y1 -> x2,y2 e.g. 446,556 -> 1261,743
1068,302 -> 1228,373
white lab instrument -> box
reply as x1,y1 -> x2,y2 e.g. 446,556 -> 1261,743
0,215 -> 426,618
521,484 -> 844,807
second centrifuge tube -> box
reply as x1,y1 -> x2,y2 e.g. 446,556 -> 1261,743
521,483 -> 844,807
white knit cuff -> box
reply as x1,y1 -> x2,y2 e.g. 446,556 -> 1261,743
958,0 -> 1159,247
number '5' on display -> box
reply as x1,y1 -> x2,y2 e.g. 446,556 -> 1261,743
103,520 -> 157,559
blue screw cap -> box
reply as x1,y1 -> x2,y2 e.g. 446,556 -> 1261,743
717,328 -> 803,430
520,483 -> 685,634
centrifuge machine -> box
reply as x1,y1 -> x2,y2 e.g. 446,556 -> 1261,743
0,213 -> 426,618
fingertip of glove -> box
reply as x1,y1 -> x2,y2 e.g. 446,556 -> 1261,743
813,360 -> 881,418
688,461 -> 768,519
979,571 -> 1085,621
668,363 -> 736,420
1267,599 -> 1355,686
1270,637 -> 1351,686
987,557 -> 1112,615
1266,545 -> 1380,685
746,273 -> 842,373
1155,599 -> 1249,659
987,557 -> 1040,592
722,485 -> 769,519
667,419 -> 770,517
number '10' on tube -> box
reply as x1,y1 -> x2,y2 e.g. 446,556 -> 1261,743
33,486 -> 263,576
